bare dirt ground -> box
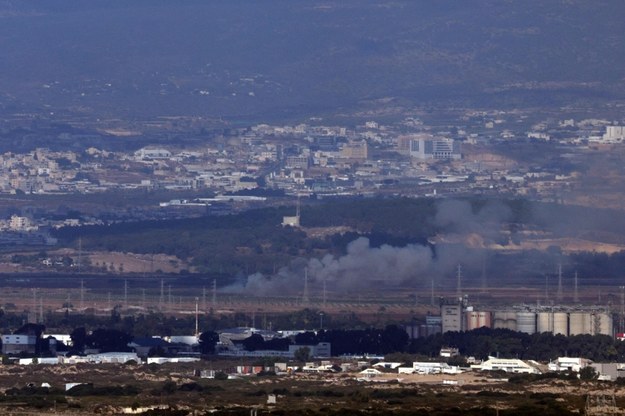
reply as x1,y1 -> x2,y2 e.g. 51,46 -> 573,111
0,362 -> 622,415
85,251 -> 190,274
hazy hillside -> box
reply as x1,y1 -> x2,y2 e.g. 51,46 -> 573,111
0,0 -> 624,120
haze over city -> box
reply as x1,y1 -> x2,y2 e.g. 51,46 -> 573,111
0,1 -> 625,415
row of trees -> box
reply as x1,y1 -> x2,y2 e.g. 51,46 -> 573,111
217,325 -> 410,357
6,321 -> 625,362
1,307 -> 369,337
409,327 -> 623,362
232,326 -> 625,362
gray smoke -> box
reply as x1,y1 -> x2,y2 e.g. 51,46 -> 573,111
435,199 -> 512,240
226,198 -> 581,296
226,237 -> 436,296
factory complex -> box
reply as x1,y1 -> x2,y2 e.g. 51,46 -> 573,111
408,297 -> 615,339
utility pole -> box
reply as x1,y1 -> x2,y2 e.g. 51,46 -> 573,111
212,279 -> 217,307
80,279 -> 84,310
78,237 -> 82,273
32,289 -> 37,322
481,255 -> 487,292
556,263 -> 563,302
302,267 -> 310,305
574,271 -> 579,303
159,279 -> 164,309
195,297 -> 199,336
430,279 -> 435,306
619,286 -> 625,332
456,264 -> 462,298
202,287 -> 207,312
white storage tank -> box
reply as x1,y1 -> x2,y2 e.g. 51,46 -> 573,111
516,311 -> 536,334
466,312 -> 480,331
466,311 -> 492,330
568,312 -> 591,336
537,312 -> 553,333
553,312 -> 568,336
493,311 -> 516,330
478,311 -> 492,329
593,313 -> 613,336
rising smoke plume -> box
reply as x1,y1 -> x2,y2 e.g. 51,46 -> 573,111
226,237 -> 435,296
225,198 -> 585,296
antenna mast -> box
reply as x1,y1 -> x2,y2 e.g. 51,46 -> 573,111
556,263 -> 563,302
456,264 -> 462,298
195,297 -> 199,336
159,279 -> 164,309
124,279 -> 128,309
78,237 -> 82,273
481,255 -> 487,292
302,267 -> 310,305
296,194 -> 301,218
212,279 -> 217,307
80,279 -> 85,310
430,279 -> 435,306
619,286 -> 625,332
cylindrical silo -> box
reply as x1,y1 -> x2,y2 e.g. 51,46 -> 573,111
466,312 -> 480,331
568,312 -> 590,336
537,312 -> 553,333
516,311 -> 536,334
553,312 -> 568,336
594,313 -> 613,336
478,311 -> 492,329
493,311 -> 516,330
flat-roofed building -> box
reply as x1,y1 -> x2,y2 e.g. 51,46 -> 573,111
410,138 -> 461,160
1,334 -> 37,355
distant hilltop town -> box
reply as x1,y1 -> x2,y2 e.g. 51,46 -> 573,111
0,114 -> 624,236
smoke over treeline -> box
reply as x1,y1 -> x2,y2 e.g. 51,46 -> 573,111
229,199 -> 518,295
56,195 -> 625,292
229,197 -> 625,295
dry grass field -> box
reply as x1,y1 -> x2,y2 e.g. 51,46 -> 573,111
0,361 -> 621,415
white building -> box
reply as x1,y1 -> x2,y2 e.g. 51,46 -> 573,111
440,347 -> 460,358
373,362 -> 403,370
471,356 -> 541,374
602,126 -> 625,143
62,352 -> 139,364
359,368 -> 383,378
548,357 -> 591,373
134,147 -> 172,160
412,362 -> 452,374
147,357 -> 200,365
166,335 -> 199,346
410,138 -> 461,160
1,334 -> 37,355
47,334 -> 72,346
9,215 -> 37,231
441,302 -> 464,333
18,357 -> 60,365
